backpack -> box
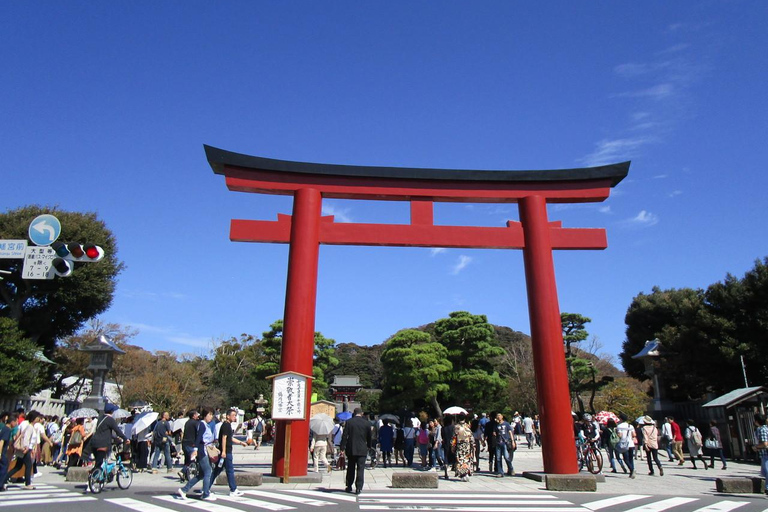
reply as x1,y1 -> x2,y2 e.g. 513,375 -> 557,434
418,428 -> 429,445
255,419 -> 264,433
691,427 -> 702,447
608,428 -> 620,448
615,427 -> 632,453
69,429 -> 83,447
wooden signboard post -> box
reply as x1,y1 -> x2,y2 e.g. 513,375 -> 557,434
267,371 -> 312,483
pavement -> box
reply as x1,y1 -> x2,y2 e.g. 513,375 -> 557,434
29,439 -> 765,496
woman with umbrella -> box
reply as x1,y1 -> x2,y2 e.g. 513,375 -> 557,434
309,414 -> 334,474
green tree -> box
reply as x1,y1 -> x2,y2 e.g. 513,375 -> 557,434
621,287 -> 731,401
312,331 -> 338,400
210,334 -> 269,411
333,343 -> 384,388
705,258 -> 768,386
254,320 -> 283,380
0,317 -> 49,395
433,311 -> 506,410
0,206 -> 124,355
562,313 -> 591,359
380,329 -> 452,414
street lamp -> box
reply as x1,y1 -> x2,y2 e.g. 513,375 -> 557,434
80,334 -> 125,412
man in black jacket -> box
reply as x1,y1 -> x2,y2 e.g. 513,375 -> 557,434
179,410 -> 200,482
340,408 -> 371,495
91,404 -> 128,472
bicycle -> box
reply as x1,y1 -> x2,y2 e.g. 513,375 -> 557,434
88,443 -> 133,494
577,439 -> 603,474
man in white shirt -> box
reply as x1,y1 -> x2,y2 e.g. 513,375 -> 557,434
616,413 -> 636,479
522,414 -> 535,448
662,417 -> 675,461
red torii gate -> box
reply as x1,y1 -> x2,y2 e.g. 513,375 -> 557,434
205,145 -> 629,477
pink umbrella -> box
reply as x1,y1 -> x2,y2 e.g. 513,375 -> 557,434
594,411 -> 620,425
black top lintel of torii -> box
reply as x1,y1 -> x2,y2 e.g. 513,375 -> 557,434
205,145 -> 629,188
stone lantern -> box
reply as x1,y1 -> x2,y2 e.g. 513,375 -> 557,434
254,393 -> 268,414
632,338 -> 669,413
80,334 -> 125,412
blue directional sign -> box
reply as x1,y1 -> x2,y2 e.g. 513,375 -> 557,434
28,214 -> 62,247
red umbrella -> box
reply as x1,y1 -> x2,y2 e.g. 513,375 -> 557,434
594,411 -> 620,425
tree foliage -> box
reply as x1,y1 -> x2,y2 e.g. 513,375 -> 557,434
621,258 -> 768,400
380,329 -> 452,414
0,317 -> 48,395
0,206 -> 124,355
433,311 -> 506,408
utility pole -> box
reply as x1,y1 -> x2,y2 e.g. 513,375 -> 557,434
741,355 -> 749,387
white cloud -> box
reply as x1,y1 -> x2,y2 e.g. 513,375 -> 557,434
598,205 -> 612,214
430,248 -> 447,256
626,210 -> 659,227
321,204 -> 353,223
451,255 -> 472,275
167,335 -> 212,349
616,83 -> 675,100
125,322 -> 213,350
653,174 -> 668,179
668,190 -> 683,198
580,137 -> 654,167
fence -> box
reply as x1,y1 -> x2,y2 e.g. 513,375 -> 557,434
0,395 -> 79,417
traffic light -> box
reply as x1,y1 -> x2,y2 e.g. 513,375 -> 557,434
51,257 -> 73,277
49,241 -> 104,278
51,242 -> 105,262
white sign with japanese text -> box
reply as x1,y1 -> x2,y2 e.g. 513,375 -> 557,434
0,240 -> 27,259
22,246 -> 56,280
271,373 -> 308,420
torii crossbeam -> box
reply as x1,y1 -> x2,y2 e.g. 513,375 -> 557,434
206,144 -> 629,478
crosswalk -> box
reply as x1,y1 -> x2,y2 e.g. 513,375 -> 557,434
0,484 -> 96,507
3,485 -> 764,512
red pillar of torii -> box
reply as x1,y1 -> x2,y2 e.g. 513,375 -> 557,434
205,145 -> 629,477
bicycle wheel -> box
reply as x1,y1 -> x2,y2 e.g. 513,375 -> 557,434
88,467 -> 105,494
117,464 -> 133,489
586,448 -> 603,474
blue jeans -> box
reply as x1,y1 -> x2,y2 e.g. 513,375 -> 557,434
212,453 -> 236,492
181,454 -> 212,498
152,442 -> 172,469
404,438 -> 415,466
760,454 -> 768,491
495,441 -> 513,475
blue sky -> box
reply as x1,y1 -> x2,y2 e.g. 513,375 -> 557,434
2,2 -> 767,365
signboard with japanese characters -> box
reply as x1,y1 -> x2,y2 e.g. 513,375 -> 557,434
22,246 -> 57,280
0,240 -> 27,259
270,372 -> 309,420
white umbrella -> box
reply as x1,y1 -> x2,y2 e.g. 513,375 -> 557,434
69,407 -> 99,419
113,408 -> 131,420
310,413 -> 335,435
171,417 -> 188,433
443,406 -> 468,415
133,411 -> 159,432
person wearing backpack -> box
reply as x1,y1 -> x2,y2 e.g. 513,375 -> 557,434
684,419 -> 708,470
253,414 -> 264,450
601,418 -> 627,474
616,413 -> 636,478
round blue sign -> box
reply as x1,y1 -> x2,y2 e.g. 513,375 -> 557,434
28,214 -> 62,246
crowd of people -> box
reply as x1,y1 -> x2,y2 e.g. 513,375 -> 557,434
310,410 -> 541,486
575,412 -> 733,478
0,405 -> 274,497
